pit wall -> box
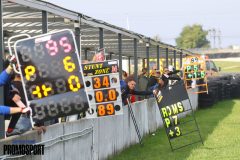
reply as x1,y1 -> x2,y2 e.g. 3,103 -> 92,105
0,88 -> 198,160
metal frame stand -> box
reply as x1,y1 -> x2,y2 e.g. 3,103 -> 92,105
156,82 -> 203,151
127,98 -> 143,145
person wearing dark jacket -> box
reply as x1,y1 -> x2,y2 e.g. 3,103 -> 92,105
161,67 -> 181,87
121,76 -> 153,104
147,70 -> 161,91
5,73 -> 30,136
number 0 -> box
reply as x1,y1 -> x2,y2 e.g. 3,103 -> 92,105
108,89 -> 116,101
95,91 -> 103,102
68,75 -> 81,92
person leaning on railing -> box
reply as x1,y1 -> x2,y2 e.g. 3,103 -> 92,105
0,56 -> 30,115
121,76 -> 154,105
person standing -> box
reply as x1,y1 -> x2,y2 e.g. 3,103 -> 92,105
138,68 -> 149,100
161,67 -> 181,88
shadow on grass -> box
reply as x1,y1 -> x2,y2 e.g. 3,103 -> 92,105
108,100 -> 235,160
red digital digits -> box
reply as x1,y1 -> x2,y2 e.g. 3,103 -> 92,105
45,40 -> 58,56
45,37 -> 72,56
59,37 -> 72,53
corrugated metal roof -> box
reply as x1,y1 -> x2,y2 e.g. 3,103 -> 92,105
2,0 -> 192,59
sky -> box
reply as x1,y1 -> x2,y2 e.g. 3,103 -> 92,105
48,0 -> 240,48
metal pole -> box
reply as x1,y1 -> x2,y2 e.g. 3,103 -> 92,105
99,28 -> 104,48
74,21 -> 80,53
41,10 -> 51,126
133,38 -> 138,86
0,0 -> 5,139
127,98 -> 143,144
180,50 -> 183,68
109,53 -> 113,60
174,50 -> 176,69
118,33 -> 123,80
42,10 -> 48,33
128,56 -> 131,74
166,48 -> 169,67
142,58 -> 145,69
84,49 -> 88,60
157,46 -> 160,70
146,41 -> 150,75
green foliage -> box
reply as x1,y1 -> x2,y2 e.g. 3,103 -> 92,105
213,61 -> 240,72
176,24 -> 210,49
109,100 -> 240,160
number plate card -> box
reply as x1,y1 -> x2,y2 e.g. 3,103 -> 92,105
183,55 -> 208,94
14,29 -> 89,122
82,60 -> 123,118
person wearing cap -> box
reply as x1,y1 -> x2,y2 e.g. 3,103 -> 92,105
161,66 -> 181,87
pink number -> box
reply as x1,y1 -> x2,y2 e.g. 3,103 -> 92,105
45,40 -> 58,56
59,37 -> 72,53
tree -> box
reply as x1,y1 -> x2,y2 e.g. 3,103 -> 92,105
176,24 -> 210,49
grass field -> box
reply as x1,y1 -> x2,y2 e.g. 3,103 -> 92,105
109,100 -> 240,160
213,61 -> 240,73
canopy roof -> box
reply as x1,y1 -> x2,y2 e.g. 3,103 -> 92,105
2,0 -> 193,59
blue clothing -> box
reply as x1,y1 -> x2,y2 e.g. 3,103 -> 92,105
120,80 -> 127,88
0,106 -> 10,115
0,69 -> 11,115
0,70 -> 10,86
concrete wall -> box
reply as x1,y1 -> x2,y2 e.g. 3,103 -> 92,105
0,89 -> 198,160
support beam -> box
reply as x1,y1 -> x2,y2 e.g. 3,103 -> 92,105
4,25 -> 73,31
74,21 -> 80,53
142,58 -> 145,69
118,34 -> 122,79
0,0 -> 5,139
3,17 -> 64,23
180,50 -> 183,68
173,50 -> 176,69
42,10 -> 48,33
134,38 -> 138,86
166,48 -> 169,67
146,41 -> 150,74
109,53 -> 113,60
99,27 -> 104,48
128,56 -> 131,74
84,49 -> 88,60
157,46 -> 160,70
3,6 -> 39,12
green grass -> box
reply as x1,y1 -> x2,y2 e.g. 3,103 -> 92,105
109,100 -> 240,160
213,61 -> 240,72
